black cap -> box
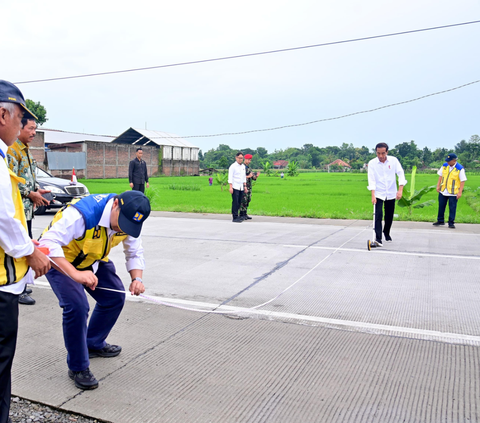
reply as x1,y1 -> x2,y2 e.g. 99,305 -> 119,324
445,153 -> 457,161
0,80 -> 38,120
117,191 -> 151,238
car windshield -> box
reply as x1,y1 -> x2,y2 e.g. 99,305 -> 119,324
36,167 -> 52,178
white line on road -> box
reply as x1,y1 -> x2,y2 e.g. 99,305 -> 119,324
33,281 -> 480,344
283,245 -> 480,260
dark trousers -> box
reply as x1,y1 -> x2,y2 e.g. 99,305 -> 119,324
132,183 -> 145,193
231,189 -> 244,219
46,260 -> 125,372
437,193 -> 458,225
27,219 -> 33,238
375,198 -> 396,240
0,291 -> 19,423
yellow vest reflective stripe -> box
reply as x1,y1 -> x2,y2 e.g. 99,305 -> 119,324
42,200 -> 128,270
0,167 -> 29,286
440,165 -> 462,195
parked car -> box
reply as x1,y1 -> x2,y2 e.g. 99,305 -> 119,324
34,167 -> 90,215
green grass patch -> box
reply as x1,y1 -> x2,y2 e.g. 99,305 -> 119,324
80,173 -> 480,223
167,184 -> 201,191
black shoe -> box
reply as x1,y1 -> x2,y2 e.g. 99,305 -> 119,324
18,293 -> 35,305
25,288 -> 32,294
239,215 -> 246,221
384,234 -> 392,241
432,221 -> 445,226
448,224 -> 455,229
232,217 -> 243,223
245,215 -> 252,220
68,367 -> 99,390
375,239 -> 383,247
89,343 -> 122,358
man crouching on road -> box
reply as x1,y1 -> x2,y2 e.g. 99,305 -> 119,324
38,191 -> 151,390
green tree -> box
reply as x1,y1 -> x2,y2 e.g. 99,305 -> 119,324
26,99 -> 48,125
262,160 -> 272,176
215,172 -> 229,191
397,166 -> 436,217
218,156 -> 229,170
256,147 -> 268,158
287,160 -> 299,177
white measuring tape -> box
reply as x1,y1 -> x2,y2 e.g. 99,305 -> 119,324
44,225 -> 369,315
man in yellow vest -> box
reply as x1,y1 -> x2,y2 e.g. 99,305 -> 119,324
433,153 -> 466,229
38,191 -> 150,390
0,80 -> 51,423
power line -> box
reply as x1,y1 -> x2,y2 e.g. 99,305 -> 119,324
150,79 -> 480,139
14,20 -> 480,85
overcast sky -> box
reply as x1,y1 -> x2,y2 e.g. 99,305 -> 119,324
3,0 -> 480,153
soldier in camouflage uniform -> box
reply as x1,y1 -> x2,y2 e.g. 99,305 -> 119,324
7,117 -> 50,304
239,154 -> 259,220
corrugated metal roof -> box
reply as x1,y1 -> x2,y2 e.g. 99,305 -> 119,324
113,128 -> 198,149
40,128 -> 115,144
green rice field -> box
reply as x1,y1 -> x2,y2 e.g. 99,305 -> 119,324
79,173 -> 480,223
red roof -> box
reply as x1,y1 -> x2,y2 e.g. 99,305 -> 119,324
326,159 -> 351,168
273,160 -> 289,167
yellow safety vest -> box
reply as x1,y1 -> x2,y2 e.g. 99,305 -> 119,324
440,163 -> 463,195
42,199 -> 127,270
0,167 -> 29,285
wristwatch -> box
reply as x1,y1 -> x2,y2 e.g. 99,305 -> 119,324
132,277 -> 143,284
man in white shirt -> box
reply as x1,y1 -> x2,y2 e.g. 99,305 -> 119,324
0,80 -> 51,423
228,151 -> 247,223
38,191 -> 150,390
433,153 -> 467,229
367,143 -> 407,246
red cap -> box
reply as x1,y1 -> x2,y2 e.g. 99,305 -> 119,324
244,154 -> 253,159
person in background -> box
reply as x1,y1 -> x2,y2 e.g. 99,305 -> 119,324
129,148 -> 149,193
209,176 -> 213,186
0,79 -> 50,423
228,152 -> 247,223
239,154 -> 259,220
367,142 -> 407,246
7,117 -> 50,305
432,153 -> 466,229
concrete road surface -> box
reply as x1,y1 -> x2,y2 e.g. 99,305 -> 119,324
11,212 -> 480,422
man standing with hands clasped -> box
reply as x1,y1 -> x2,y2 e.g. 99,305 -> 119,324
367,142 -> 407,246
432,153 -> 466,229
0,80 -> 51,423
228,151 -> 247,223
129,147 -> 149,193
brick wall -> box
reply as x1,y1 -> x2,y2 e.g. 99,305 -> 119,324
85,142 -> 160,179
46,140 -> 199,179
31,131 -> 45,166
162,159 -> 200,176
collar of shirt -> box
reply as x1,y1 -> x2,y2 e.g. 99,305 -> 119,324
98,198 -> 117,235
375,156 -> 390,165
16,139 -> 28,151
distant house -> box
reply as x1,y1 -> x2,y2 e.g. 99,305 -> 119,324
325,159 -> 352,172
38,127 -> 200,179
273,160 -> 289,169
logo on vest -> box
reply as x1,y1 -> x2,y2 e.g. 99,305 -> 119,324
133,212 -> 143,222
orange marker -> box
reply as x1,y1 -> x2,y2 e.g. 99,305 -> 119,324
37,247 -> 50,255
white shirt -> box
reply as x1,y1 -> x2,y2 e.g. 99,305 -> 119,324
39,198 -> 145,273
437,165 -> 467,196
0,138 -> 34,294
228,162 -> 246,190
367,155 -> 407,200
